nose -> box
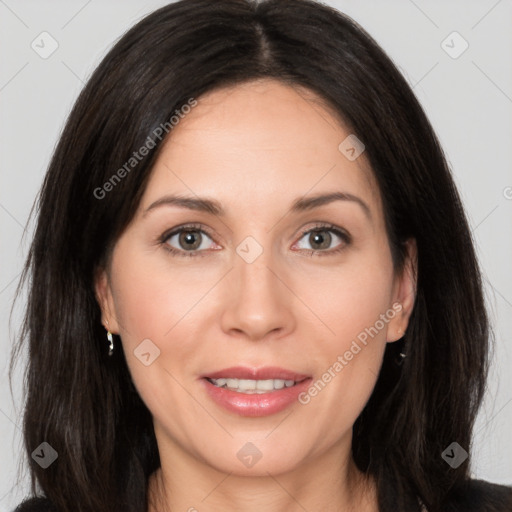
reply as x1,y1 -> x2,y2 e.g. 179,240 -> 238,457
219,246 -> 296,342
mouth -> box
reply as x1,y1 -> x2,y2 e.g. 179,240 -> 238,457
200,366 -> 312,417
205,377 -> 308,394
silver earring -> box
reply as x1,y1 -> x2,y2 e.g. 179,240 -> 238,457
399,328 -> 406,358
395,349 -> 406,366
107,331 -> 114,356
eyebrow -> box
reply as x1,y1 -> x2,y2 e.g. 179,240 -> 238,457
143,191 -> 371,220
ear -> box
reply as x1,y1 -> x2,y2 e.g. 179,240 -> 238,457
386,238 -> 417,343
94,267 -> 120,334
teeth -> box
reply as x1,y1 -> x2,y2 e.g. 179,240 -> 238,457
209,378 -> 297,393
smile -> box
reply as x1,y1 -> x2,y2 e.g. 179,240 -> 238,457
207,377 -> 301,393
200,367 -> 312,416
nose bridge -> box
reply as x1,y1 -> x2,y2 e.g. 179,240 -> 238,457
220,236 -> 295,340
237,247 -> 276,297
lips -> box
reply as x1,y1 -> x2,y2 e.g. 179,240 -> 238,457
200,366 -> 312,417
201,366 -> 310,382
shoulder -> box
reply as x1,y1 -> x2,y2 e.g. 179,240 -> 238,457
13,497 -> 56,512
446,479 -> 512,511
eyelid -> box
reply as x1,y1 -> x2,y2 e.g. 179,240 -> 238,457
296,222 -> 352,243
160,222 -> 215,243
159,223 -> 219,258
292,222 -> 352,255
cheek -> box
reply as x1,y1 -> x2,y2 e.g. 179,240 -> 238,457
108,242 -> 219,410
292,247 -> 395,431
296,244 -> 396,350
109,241 -> 215,343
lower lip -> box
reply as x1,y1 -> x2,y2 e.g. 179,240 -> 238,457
201,378 -> 312,417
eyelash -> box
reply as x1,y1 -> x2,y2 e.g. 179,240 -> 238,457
159,222 -> 352,258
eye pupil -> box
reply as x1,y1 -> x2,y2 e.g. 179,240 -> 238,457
310,230 -> 331,250
179,230 -> 201,250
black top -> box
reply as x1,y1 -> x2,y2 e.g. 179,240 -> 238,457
13,479 -> 512,511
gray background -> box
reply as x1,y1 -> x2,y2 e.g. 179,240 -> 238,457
1,0 -> 511,509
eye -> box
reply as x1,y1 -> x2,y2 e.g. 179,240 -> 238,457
294,224 -> 351,255
160,222 -> 350,258
162,224 -> 218,257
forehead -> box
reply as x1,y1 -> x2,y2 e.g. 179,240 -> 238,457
141,79 -> 381,221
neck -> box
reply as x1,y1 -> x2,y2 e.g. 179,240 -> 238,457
147,435 -> 378,512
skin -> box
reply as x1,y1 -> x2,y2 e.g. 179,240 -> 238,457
95,79 -> 417,512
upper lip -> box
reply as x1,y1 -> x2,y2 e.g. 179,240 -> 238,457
202,366 -> 311,382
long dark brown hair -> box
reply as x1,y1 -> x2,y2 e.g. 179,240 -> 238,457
11,0 -> 499,511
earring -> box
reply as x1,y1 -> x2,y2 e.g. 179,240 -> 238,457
396,328 -> 406,364
394,347 -> 406,366
107,331 -> 114,356
399,328 -> 406,358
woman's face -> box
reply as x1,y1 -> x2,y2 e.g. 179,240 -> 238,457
96,79 -> 415,478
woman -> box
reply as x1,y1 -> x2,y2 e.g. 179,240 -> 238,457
12,0 -> 512,511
